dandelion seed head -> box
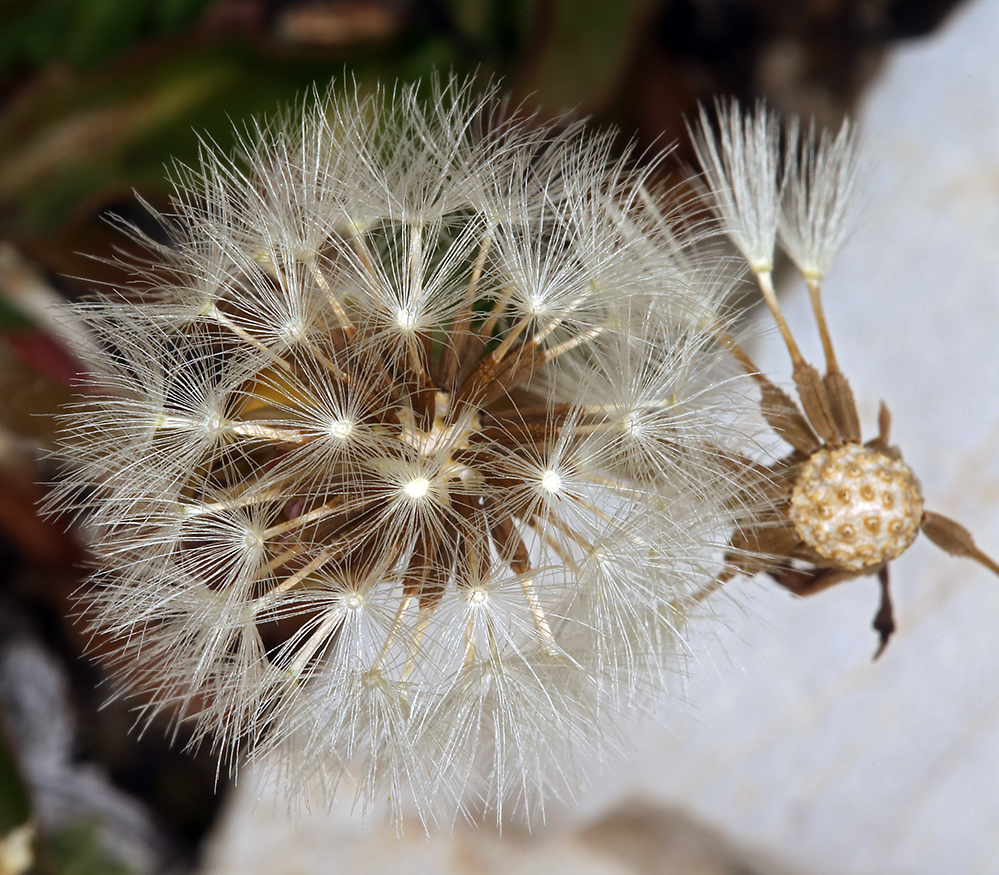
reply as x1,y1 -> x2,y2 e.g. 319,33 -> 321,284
47,75 -> 755,825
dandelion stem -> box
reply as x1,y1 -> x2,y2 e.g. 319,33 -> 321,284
441,228 -> 494,386
487,314 -> 531,366
578,399 -> 675,416
284,609 -> 342,680
262,493 -> 381,540
402,606 -> 431,681
561,495 -> 649,552
542,324 -> 604,362
530,295 -> 586,345
270,545 -> 338,598
225,421 -> 308,443
688,565 -> 736,607
212,309 -> 295,374
529,512 -> 585,572
304,334 -> 347,381
408,220 -> 424,307
479,285 -> 515,339
348,231 -> 381,304
309,261 -> 356,339
575,475 -> 654,508
711,325 -> 764,378
258,542 -> 310,578
192,482 -> 288,514
463,615 -> 477,665
518,571 -> 557,650
263,498 -> 348,538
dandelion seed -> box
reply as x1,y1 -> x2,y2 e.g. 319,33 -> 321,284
328,418 -> 354,440
47,76 -> 753,825
689,99 -> 790,274
396,307 -> 418,331
779,118 -> 867,281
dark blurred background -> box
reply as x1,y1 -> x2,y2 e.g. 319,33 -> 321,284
0,1 -> 970,871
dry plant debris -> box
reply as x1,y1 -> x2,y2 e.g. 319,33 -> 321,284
694,100 -> 999,657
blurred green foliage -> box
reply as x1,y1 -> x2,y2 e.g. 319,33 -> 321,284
0,0 -> 651,239
0,48 -> 386,236
43,822 -> 133,875
0,0 -> 214,73
0,738 -> 30,835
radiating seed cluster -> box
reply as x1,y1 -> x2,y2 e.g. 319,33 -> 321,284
50,79 -> 753,822
789,445 -> 924,571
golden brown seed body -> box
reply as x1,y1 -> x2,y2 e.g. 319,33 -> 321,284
790,444 -> 924,572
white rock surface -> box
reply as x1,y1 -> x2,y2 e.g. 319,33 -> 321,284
199,1 -> 999,871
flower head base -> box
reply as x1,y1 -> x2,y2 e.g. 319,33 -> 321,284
694,100 -> 999,659
49,78 -> 751,825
